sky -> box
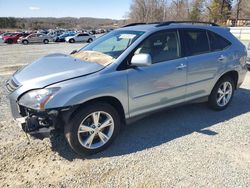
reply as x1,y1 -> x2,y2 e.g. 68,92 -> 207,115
0,0 -> 132,19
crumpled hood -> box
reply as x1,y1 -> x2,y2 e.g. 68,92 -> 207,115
13,53 -> 104,88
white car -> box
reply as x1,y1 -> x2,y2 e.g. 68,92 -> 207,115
65,33 -> 95,43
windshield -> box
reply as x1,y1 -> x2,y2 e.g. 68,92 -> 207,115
73,30 -> 144,66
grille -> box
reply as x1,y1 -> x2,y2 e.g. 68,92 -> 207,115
5,78 -> 20,93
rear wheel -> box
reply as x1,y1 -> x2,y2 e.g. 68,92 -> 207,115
43,39 -> 49,44
64,103 -> 121,157
208,76 -> 235,111
69,39 -> 75,43
88,38 -> 93,43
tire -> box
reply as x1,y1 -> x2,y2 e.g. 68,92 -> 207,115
64,103 -> 121,157
22,40 -> 29,45
208,76 -> 235,111
69,39 -> 75,43
43,39 -> 49,44
88,38 -> 93,43
6,39 -> 13,44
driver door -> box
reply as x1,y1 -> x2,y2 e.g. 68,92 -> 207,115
127,30 -> 187,117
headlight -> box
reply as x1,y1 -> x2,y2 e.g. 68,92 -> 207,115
18,87 -> 60,110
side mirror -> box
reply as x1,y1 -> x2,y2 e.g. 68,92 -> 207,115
70,50 -> 78,55
131,53 -> 152,67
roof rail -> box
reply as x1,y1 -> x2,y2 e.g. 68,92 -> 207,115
123,22 -> 162,27
123,23 -> 147,27
156,21 -> 219,27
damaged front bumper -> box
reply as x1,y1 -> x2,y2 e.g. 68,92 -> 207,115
14,110 -> 59,139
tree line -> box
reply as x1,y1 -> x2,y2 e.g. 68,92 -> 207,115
1,0 -> 250,29
128,0 -> 250,25
0,17 -> 123,30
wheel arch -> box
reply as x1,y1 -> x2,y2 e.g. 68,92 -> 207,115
216,70 -> 239,90
62,96 -> 126,127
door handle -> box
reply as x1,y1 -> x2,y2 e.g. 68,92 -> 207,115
218,55 -> 226,61
176,64 -> 187,70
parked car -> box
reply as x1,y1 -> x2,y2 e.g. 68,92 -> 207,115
3,33 -> 30,44
18,33 -> 52,44
230,27 -> 250,71
88,30 -> 96,35
0,32 -> 13,38
96,29 -> 106,34
55,32 -> 76,42
247,42 -> 250,71
47,30 -> 65,38
6,21 -> 248,156
65,33 -> 95,43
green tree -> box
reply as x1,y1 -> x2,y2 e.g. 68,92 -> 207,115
207,0 -> 232,23
189,0 -> 204,21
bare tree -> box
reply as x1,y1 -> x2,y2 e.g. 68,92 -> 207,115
237,0 -> 250,18
128,0 -> 167,22
235,0 -> 242,24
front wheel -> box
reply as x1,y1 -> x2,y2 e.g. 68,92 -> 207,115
22,40 -> 29,45
64,103 -> 121,157
43,39 -> 49,44
208,76 -> 235,111
69,39 -> 75,43
6,39 -> 13,44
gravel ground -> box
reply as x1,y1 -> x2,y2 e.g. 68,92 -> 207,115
0,43 -> 250,188
0,43 -> 84,75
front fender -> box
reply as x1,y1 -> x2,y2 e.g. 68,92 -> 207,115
44,71 -> 129,117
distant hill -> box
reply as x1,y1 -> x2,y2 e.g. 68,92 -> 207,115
0,17 -> 127,30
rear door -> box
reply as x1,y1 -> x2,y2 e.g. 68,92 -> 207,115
179,29 -> 232,100
37,34 -> 45,42
127,29 -> 187,117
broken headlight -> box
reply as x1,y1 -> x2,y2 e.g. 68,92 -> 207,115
18,87 -> 60,110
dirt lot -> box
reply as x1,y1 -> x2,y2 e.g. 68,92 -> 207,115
0,43 -> 250,188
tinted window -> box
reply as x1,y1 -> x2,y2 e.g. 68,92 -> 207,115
29,34 -> 37,38
134,30 -> 180,63
82,34 -> 89,36
208,31 -> 231,51
78,34 -> 84,36
183,29 -> 209,56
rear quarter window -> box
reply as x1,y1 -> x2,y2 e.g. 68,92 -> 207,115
208,31 -> 231,51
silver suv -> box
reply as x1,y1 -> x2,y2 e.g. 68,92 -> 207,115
6,21 -> 248,156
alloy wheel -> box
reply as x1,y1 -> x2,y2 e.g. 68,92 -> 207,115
216,81 -> 233,107
77,111 -> 114,149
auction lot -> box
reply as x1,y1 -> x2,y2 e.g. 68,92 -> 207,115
0,43 -> 250,187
